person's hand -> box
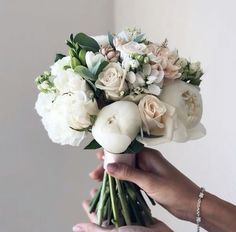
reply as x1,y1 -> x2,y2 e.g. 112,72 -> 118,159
90,147 -> 200,223
72,189 -> 173,232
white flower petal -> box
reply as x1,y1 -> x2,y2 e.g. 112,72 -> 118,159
148,84 -> 162,96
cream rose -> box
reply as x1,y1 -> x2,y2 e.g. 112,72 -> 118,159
160,80 -> 206,142
95,63 -> 127,100
137,95 -> 176,145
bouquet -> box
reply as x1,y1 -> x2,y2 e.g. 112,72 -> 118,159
35,28 -> 205,228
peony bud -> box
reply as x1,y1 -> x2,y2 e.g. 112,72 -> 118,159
92,101 -> 142,153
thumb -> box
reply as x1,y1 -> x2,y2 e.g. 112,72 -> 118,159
73,223 -> 109,232
107,163 -> 156,193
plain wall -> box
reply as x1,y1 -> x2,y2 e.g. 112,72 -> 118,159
0,1 -> 113,231
1,0 -> 236,231
114,0 -> 236,231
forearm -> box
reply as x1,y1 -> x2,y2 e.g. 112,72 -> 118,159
200,192 -> 236,232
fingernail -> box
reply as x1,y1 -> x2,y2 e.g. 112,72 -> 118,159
72,224 -> 84,232
107,163 -> 119,173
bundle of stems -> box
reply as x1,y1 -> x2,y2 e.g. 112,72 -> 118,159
89,171 -> 156,227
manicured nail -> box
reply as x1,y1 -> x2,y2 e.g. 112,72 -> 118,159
72,224 -> 84,232
107,163 -> 119,173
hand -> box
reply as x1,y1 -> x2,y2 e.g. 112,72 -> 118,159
73,189 -> 173,232
90,147 -> 200,223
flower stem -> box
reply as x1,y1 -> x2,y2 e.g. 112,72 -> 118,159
108,175 -> 120,227
116,179 -> 131,225
97,171 -> 108,225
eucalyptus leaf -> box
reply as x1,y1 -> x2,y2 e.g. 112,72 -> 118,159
124,139 -> 144,154
74,33 -> 100,52
84,139 -> 102,150
108,32 -> 115,49
74,65 -> 95,81
54,53 -> 66,62
95,60 -> 109,76
133,33 -> 146,43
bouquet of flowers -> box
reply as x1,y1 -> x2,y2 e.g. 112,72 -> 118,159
35,28 -> 205,228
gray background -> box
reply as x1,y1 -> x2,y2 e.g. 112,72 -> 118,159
1,0 -> 236,231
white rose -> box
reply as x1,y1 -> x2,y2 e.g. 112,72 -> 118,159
137,95 -> 176,145
53,69 -> 91,95
35,91 -> 98,146
92,101 -> 142,153
117,41 -> 147,56
50,56 -> 70,76
160,80 -> 206,142
95,63 -> 127,100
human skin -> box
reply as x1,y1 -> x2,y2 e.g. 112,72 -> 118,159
74,148 -> 236,232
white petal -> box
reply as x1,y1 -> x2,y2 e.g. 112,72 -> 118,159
148,84 -> 161,95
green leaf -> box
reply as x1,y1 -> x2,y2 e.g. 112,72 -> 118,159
79,49 -> 87,66
54,53 -> 66,62
95,60 -> 109,76
71,57 -> 81,69
74,32 -> 100,52
66,40 -> 74,49
70,33 -> 74,42
108,32 -> 115,48
124,139 -> 144,154
133,33 -> 146,43
84,139 -> 102,150
70,126 -> 91,132
74,65 -> 96,81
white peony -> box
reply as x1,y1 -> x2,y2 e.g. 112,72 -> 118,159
50,56 -> 70,76
35,91 -> 99,146
92,101 -> 142,153
160,80 -> 206,142
53,69 -> 91,95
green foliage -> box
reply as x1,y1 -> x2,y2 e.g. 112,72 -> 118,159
94,60 -> 109,76
74,33 -> 100,53
79,49 -> 87,66
84,139 -> 102,150
108,32 -> 115,49
54,53 -> 66,62
74,65 -> 96,81
124,139 -> 144,154
35,71 -> 55,93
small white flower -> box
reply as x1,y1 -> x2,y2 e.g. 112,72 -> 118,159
122,57 -> 140,70
85,51 -> 106,74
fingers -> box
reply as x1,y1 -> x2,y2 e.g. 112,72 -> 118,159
89,163 -> 104,181
96,149 -> 104,161
107,163 -> 157,195
150,219 -> 173,232
82,189 -> 98,223
72,223 -> 109,232
82,200 -> 97,223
